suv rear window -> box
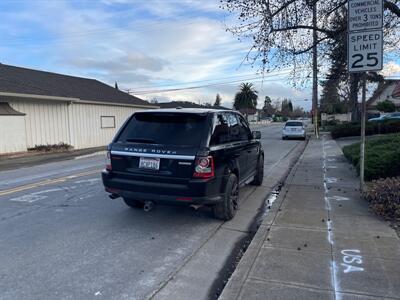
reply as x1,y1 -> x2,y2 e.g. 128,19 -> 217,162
285,121 -> 303,127
117,112 -> 206,146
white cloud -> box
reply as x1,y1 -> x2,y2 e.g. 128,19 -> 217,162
380,61 -> 400,77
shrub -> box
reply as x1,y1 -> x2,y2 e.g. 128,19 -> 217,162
364,177 -> 400,222
325,119 -> 339,126
376,100 -> 396,113
342,134 -> 400,181
331,120 -> 400,139
28,142 -> 73,152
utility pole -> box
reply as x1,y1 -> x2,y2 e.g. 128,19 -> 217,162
360,73 -> 367,191
312,0 -> 319,138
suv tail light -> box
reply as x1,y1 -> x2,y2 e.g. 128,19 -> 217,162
106,151 -> 112,171
193,156 -> 214,179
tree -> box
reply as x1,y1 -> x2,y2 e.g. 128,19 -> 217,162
292,106 -> 305,118
264,96 -> 272,107
214,94 -> 222,107
233,83 -> 258,110
221,0 -> 400,120
150,97 -> 158,104
288,100 -> 293,113
376,100 -> 396,112
319,7 -> 348,115
281,99 -> 294,117
115,81 -> 119,90
221,0 -> 399,74
262,96 -> 275,116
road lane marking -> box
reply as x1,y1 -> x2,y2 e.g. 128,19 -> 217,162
10,188 -> 64,203
0,169 -> 100,197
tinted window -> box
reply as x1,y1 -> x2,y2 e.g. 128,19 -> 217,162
117,113 -> 206,146
210,113 -> 230,145
285,121 -> 303,127
237,115 -> 251,141
227,113 -> 241,142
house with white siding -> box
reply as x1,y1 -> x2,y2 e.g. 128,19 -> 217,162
367,79 -> 400,114
0,63 -> 156,154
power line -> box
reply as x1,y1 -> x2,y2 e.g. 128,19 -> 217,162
129,69 -> 293,90
129,74 -> 294,95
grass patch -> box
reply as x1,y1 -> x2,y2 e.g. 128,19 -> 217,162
342,133 -> 400,181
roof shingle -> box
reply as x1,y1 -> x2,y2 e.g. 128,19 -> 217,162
0,63 -> 153,107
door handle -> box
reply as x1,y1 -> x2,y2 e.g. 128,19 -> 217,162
247,150 -> 252,153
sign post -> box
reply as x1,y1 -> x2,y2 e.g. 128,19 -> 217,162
347,0 -> 383,192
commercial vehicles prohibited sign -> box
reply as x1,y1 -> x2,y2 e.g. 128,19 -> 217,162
348,0 -> 383,31
348,30 -> 383,72
348,0 -> 383,72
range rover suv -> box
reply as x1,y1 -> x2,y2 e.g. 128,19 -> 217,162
102,108 -> 264,220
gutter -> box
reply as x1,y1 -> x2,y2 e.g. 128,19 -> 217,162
0,92 -> 79,102
0,92 -> 159,109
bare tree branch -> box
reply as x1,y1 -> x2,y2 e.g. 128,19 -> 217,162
385,0 -> 400,17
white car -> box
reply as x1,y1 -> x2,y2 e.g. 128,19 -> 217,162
282,120 -> 306,140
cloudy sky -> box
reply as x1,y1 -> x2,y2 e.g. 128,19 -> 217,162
0,0 -> 399,110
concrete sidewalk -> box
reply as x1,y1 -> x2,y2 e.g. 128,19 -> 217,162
220,135 -> 400,300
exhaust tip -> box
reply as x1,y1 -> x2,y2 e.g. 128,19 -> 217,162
109,193 -> 120,200
143,201 -> 154,212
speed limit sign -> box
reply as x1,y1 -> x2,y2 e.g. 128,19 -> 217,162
348,30 -> 383,72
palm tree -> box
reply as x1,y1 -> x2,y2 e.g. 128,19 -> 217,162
214,93 -> 222,107
233,83 -> 258,110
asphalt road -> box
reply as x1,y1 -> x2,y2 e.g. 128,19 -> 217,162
0,124 -> 304,300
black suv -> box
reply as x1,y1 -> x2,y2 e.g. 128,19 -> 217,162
102,108 -> 264,220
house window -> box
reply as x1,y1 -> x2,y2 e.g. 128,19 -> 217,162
101,116 -> 115,129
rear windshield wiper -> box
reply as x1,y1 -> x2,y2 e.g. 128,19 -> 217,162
125,138 -> 156,144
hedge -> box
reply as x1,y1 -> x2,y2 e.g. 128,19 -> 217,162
342,134 -> 400,181
331,120 -> 400,139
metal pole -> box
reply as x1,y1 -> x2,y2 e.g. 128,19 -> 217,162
360,72 -> 367,192
312,0 -> 319,138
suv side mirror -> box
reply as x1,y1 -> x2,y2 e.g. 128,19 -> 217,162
252,131 -> 261,139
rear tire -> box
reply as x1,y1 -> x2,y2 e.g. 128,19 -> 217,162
282,136 -> 286,140
251,156 -> 264,186
123,198 -> 144,209
213,174 -> 238,221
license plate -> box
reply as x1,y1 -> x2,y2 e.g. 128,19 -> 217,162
139,157 -> 160,170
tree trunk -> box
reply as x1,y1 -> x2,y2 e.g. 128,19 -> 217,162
350,73 -> 361,122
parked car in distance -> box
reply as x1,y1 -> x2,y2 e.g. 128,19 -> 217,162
282,120 -> 306,140
368,112 -> 400,122
102,108 -> 264,220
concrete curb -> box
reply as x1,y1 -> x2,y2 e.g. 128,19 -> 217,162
0,146 -> 105,171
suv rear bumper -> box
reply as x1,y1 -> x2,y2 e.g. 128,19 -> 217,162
102,170 -> 224,205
